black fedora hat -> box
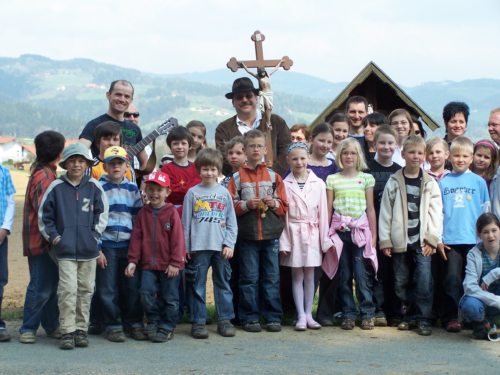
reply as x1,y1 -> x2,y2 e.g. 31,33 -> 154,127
225,77 -> 259,99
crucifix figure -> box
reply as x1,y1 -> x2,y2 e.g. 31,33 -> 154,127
227,30 -> 293,167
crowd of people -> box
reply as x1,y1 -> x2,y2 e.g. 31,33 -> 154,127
0,78 -> 499,350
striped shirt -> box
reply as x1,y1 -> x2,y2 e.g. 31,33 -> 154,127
99,175 -> 143,249
326,172 -> 375,218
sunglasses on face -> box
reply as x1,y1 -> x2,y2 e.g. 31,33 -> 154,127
234,93 -> 255,101
124,112 -> 140,118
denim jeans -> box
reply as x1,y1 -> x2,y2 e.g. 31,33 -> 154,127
373,249 -> 398,319
95,248 -> 143,332
0,238 -> 7,329
337,231 -> 375,320
460,295 -> 500,322
186,250 -> 234,324
238,239 -> 282,324
20,252 -> 59,334
440,244 -> 473,323
140,269 -> 180,332
392,248 -> 433,321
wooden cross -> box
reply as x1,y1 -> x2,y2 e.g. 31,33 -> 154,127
227,30 -> 293,72
227,30 -> 293,168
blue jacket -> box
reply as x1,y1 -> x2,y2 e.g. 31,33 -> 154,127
39,174 -> 109,261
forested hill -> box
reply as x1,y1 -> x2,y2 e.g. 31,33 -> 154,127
1,54 -> 497,142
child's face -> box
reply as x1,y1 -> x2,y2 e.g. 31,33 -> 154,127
340,145 -> 358,169
189,127 -> 205,152
479,222 -> 500,249
65,156 -> 89,180
170,139 -> 190,160
244,137 -> 267,165
426,143 -> 449,170
446,113 -> 467,139
449,147 -> 473,173
311,132 -> 333,157
290,130 -> 307,143
99,135 -> 121,157
473,146 -> 493,173
145,183 -> 169,208
332,122 -> 349,146
104,158 -> 128,182
199,165 -> 219,185
375,133 -> 397,160
287,148 -> 309,175
227,143 -> 246,170
402,144 -> 425,169
363,122 -> 378,143
390,114 -> 411,140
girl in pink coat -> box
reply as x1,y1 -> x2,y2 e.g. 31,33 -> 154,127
279,143 -> 334,331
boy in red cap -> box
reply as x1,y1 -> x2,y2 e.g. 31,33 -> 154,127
125,171 -> 186,343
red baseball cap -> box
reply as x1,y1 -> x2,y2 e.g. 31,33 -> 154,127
144,171 -> 171,188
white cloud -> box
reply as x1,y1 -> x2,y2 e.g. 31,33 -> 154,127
1,0 -> 499,85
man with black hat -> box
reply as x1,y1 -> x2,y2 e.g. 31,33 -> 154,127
215,77 -> 290,176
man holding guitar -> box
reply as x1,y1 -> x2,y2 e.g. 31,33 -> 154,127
79,80 -> 148,170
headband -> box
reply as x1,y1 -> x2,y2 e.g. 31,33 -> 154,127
475,140 -> 497,153
287,142 -> 309,154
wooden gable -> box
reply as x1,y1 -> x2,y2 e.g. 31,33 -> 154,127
311,61 -> 440,130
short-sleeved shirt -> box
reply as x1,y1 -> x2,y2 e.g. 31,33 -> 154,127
79,113 -> 143,158
367,159 -> 401,215
326,171 -> 375,218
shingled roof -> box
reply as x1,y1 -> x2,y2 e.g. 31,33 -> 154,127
311,61 -> 440,130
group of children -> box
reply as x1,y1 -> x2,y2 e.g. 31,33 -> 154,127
0,113 -> 499,349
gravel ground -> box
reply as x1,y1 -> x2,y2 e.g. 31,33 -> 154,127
1,320 -> 499,375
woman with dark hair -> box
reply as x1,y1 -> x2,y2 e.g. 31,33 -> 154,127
442,101 -> 469,145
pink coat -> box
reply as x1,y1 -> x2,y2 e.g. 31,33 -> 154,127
321,212 -> 378,279
279,171 -> 333,267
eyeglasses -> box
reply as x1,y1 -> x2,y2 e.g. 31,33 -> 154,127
234,93 -> 255,101
124,112 -> 140,118
246,144 -> 265,149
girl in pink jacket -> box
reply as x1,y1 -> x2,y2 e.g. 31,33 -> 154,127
279,143 -> 333,331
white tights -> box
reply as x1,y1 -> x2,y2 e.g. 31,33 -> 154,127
291,267 -> 317,324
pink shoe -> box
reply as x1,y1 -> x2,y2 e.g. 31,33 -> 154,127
446,320 -> 462,333
295,317 -> 307,331
306,316 -> 322,330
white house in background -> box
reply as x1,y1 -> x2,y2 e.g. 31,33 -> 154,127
0,136 -> 23,163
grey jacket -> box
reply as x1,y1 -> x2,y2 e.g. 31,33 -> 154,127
463,243 -> 500,310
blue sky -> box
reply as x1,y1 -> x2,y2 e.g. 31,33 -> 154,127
1,0 -> 499,86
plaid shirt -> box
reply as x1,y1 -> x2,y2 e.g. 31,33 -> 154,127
0,165 -> 15,231
22,164 -> 57,256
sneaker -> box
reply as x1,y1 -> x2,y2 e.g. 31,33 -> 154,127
144,324 -> 158,340
74,330 -> 89,347
19,331 -> 37,344
46,328 -> 62,339
217,320 -> 235,337
191,324 -> 209,339
129,327 -> 147,341
416,321 -> 432,336
361,318 -> 375,330
87,324 -> 102,335
242,321 -> 262,333
318,318 -> 334,327
446,320 -> 462,333
151,329 -> 173,343
0,329 -> 11,342
341,318 -> 355,330
59,333 -> 75,350
472,320 -> 490,340
105,329 -> 126,343
265,322 -> 282,332
374,316 -> 388,327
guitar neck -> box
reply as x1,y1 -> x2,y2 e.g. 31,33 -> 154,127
127,130 -> 160,159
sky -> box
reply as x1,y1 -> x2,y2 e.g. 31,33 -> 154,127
1,0 -> 499,86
